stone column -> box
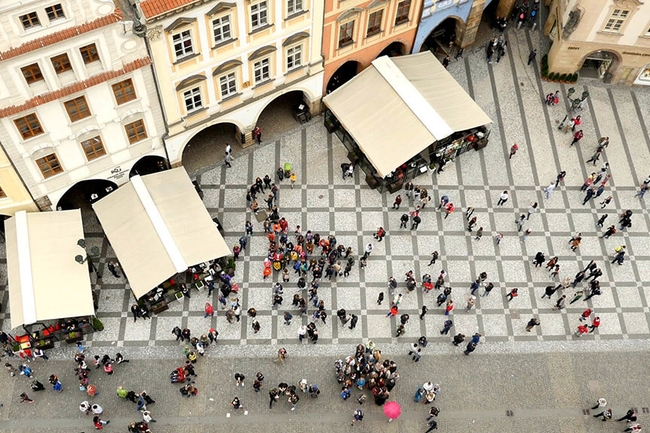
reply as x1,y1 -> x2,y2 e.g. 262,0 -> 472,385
496,0 -> 518,19
460,0 -> 487,48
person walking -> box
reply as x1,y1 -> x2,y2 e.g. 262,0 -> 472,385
527,49 -> 537,65
505,288 -> 518,302
588,316 -> 601,333
583,187 -> 595,205
570,130 -> 584,146
617,409 -> 638,422
602,225 -> 617,239
440,320 -> 453,335
497,190 -> 509,206
515,214 -> 526,232
475,227 -> 483,241
19,392 -> 34,403
555,171 -> 566,187
591,397 -> 607,410
569,290 -> 584,304
420,305 -> 428,320
428,251 -> 439,266
273,348 -> 287,363
93,415 -> 110,429
527,202 -> 538,219
593,408 -> 612,421
541,285 -> 557,299
464,341 -> 477,356
466,296 -> 476,312
224,152 -> 232,168
509,143 -> 519,159
600,195 -> 613,208
392,195 -> 402,210
544,182 -> 555,199
525,318 -> 540,332
553,295 -> 566,310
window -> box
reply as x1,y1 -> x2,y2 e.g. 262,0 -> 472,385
112,79 -> 137,105
14,114 -> 44,139
45,4 -> 65,21
212,15 -> 232,44
604,9 -> 629,32
367,10 -> 383,36
287,0 -> 303,15
172,30 -> 194,59
0,187 -> 6,198
21,63 -> 44,84
395,0 -> 411,25
287,46 -> 302,70
81,136 -> 106,161
64,96 -> 91,122
254,58 -> 270,83
251,1 -> 268,29
339,21 -> 355,47
79,44 -> 100,64
51,53 -> 72,74
20,12 -> 40,30
183,87 -> 203,112
219,73 -> 237,98
125,120 -> 148,144
36,153 -> 63,178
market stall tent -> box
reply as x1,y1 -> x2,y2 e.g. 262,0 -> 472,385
323,51 -> 492,177
92,168 -> 230,299
6,210 -> 94,329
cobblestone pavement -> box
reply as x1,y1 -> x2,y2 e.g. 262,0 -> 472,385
1,20 -> 650,432
7,27 -> 647,353
2,351 -> 650,433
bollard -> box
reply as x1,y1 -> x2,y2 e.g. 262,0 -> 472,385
532,22 -> 537,31
517,21 -> 522,29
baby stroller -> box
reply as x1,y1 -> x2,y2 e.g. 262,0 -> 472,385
170,367 -> 186,384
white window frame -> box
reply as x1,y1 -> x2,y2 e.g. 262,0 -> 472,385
212,15 -> 232,44
183,87 -> 203,113
604,9 -> 629,33
287,0 -> 303,16
254,58 -> 270,84
251,1 -> 268,29
287,45 -> 302,70
173,29 -> 194,59
219,73 -> 237,98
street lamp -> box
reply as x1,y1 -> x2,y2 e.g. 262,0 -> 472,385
75,239 -> 102,279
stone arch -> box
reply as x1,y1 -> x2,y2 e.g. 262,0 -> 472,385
578,49 -> 622,83
417,15 -> 466,53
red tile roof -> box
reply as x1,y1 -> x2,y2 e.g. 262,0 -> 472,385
0,57 -> 152,118
0,10 -> 123,61
140,0 -> 198,19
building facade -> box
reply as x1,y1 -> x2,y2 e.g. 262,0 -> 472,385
413,0 -> 500,53
323,0 -> 423,94
0,144 -> 38,217
545,0 -> 650,85
0,0 -> 167,211
134,0 -> 325,166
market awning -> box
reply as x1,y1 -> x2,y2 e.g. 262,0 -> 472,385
323,51 -> 492,177
6,210 -> 94,329
92,168 -> 230,299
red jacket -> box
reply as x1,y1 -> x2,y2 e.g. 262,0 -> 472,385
591,317 -> 601,327
581,309 -> 591,318
574,131 -> 583,140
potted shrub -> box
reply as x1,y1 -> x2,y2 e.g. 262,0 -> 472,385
572,72 -> 579,83
324,116 -> 338,133
559,73 -> 567,83
35,339 -> 55,350
91,317 -> 104,332
227,257 -> 236,271
65,331 -> 82,344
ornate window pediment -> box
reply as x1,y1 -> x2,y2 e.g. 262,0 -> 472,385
206,2 -> 236,16
248,45 -> 276,61
175,74 -> 207,91
283,32 -> 309,47
165,17 -> 196,33
337,8 -> 363,22
212,59 -> 243,76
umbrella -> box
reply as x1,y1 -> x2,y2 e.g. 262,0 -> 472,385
383,400 -> 402,421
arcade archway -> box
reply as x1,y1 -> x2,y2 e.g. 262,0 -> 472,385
181,122 -> 242,175
377,41 -> 406,58
57,179 -> 118,211
254,91 -> 310,142
327,60 -> 361,94
129,155 -> 169,178
579,50 -> 620,83
420,17 -> 463,55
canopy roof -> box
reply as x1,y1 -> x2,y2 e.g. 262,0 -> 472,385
6,210 -> 94,329
323,51 -> 491,177
93,168 -> 230,299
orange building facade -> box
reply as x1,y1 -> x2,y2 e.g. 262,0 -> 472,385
323,0 -> 423,94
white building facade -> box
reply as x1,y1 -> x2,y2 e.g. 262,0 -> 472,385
0,0 -> 167,210
135,0 -> 325,165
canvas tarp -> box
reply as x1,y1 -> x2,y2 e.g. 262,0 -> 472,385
6,210 -> 94,329
93,168 -> 230,299
323,51 -> 491,177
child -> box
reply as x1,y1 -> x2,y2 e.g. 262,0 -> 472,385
290,173 -> 297,189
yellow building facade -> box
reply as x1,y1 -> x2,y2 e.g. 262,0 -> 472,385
136,0 -> 325,165
545,0 -> 650,85
0,144 -> 38,216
